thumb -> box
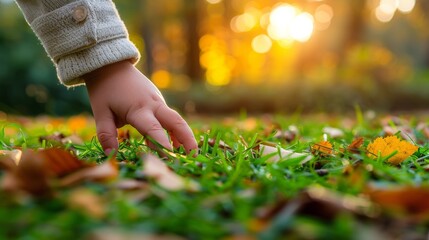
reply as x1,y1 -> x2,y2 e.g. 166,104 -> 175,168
94,112 -> 119,155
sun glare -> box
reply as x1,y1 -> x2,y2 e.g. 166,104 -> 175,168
375,0 -> 416,22
267,4 -> 314,43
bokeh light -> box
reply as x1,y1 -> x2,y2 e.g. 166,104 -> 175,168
314,4 -> 334,30
231,12 -> 257,33
252,34 -> 272,53
290,13 -> 314,42
151,70 -> 171,89
375,0 -> 416,22
267,4 -> 314,42
206,0 -> 222,4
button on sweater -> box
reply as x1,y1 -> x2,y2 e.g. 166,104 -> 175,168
15,0 -> 140,86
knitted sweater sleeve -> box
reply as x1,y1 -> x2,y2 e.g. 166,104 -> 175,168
15,0 -> 140,86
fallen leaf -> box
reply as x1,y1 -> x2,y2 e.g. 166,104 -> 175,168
85,228 -> 185,240
199,136 -> 232,151
366,136 -> 418,165
367,186 -> 429,221
9,150 -> 51,196
68,188 -> 106,218
39,148 -> 87,177
259,144 -> 313,163
39,132 -> 84,146
118,129 -> 130,143
142,154 -> 199,191
347,137 -> 364,154
115,179 -> 148,191
0,149 -> 22,165
273,125 -> 299,142
311,141 -> 333,156
59,159 -> 118,187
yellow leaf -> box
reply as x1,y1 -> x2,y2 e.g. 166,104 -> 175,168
366,136 -> 418,165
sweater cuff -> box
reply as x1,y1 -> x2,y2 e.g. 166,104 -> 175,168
57,38 -> 139,86
27,0 -> 140,86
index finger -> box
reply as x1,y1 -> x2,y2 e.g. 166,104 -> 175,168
155,105 -> 198,153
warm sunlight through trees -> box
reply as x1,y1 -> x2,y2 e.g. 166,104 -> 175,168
0,0 -> 428,114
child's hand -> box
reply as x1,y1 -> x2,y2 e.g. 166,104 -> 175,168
84,61 -> 197,155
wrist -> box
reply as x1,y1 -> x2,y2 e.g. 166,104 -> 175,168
84,60 -> 134,86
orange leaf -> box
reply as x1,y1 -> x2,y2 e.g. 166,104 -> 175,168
311,141 -> 333,156
59,159 -> 118,187
11,150 -> 51,196
39,148 -> 87,177
366,136 -> 418,165
347,137 -> 364,154
367,186 -> 429,220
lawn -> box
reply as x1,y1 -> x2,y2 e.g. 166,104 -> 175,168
1,111 -> 429,240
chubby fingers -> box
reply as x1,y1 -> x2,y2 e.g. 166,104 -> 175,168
155,105 -> 198,154
94,111 -> 119,155
127,109 -> 173,151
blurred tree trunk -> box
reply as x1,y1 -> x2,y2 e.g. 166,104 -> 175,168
333,1 -> 366,81
418,1 -> 429,68
140,1 -> 154,76
185,1 -> 202,81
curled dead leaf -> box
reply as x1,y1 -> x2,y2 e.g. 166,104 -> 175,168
347,137 -> 364,154
68,188 -> 106,219
39,148 -> 87,177
142,154 -> 199,191
0,149 -> 22,165
59,159 -> 118,187
4,149 -> 52,197
367,186 -> 429,221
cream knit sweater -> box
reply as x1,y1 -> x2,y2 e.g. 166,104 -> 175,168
15,0 -> 140,86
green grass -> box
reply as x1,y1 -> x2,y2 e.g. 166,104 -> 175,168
0,112 -> 429,239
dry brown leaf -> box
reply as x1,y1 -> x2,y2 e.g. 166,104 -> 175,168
39,132 -> 84,146
10,150 -> 52,196
59,159 -> 118,187
347,137 -> 364,154
199,136 -> 232,151
115,179 -> 148,191
142,154 -> 199,191
259,144 -> 313,163
39,148 -> 87,177
68,188 -> 106,218
366,136 -> 418,165
85,228 -> 185,240
0,149 -> 22,165
367,186 -> 429,221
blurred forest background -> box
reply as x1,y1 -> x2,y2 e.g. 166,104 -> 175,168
1,0 -> 429,115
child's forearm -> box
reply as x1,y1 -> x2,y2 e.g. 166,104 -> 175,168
15,0 -> 139,86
